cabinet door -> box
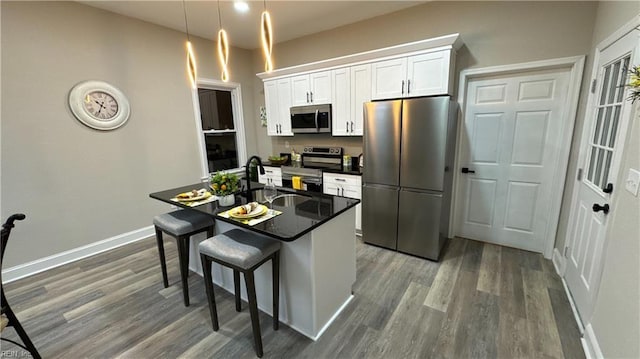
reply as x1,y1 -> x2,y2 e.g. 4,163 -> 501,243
291,75 -> 310,106
350,64 -> 371,136
264,80 -> 280,136
276,78 -> 293,136
371,57 -> 406,100
407,51 -> 450,97
331,68 -> 351,136
310,71 -> 332,104
323,182 -> 341,196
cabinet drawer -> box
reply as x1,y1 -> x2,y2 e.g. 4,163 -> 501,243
323,173 -> 361,187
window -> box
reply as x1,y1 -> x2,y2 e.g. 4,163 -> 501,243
193,80 -> 247,176
585,54 -> 630,189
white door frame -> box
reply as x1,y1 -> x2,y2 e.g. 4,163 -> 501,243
561,15 -> 640,282
453,56 -> 585,259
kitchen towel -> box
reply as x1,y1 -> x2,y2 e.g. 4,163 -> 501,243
292,176 -> 302,190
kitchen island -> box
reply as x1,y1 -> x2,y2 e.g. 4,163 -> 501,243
149,183 -> 359,339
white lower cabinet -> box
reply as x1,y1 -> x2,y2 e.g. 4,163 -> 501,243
258,166 -> 282,187
323,173 -> 362,232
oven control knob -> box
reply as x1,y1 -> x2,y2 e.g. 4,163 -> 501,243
330,148 -> 335,153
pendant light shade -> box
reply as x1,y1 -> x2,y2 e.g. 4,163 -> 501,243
261,7 -> 273,72
217,0 -> 230,82
186,40 -> 197,89
182,0 -> 197,89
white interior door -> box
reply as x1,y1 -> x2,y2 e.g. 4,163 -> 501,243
564,28 -> 638,322
455,69 -> 570,252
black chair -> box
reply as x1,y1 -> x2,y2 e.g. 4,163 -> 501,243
199,229 -> 281,358
1,214 -> 41,359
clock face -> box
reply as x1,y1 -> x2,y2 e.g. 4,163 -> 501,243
69,80 -> 130,131
83,91 -> 119,120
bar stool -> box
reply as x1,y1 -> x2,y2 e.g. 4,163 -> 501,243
153,209 -> 214,306
1,214 -> 41,359
199,229 -> 281,358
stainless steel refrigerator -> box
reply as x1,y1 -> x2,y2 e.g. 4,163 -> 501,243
362,97 -> 457,260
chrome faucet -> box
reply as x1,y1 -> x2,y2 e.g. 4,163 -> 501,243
245,155 -> 265,202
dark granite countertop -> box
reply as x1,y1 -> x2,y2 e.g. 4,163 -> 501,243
149,181 -> 360,242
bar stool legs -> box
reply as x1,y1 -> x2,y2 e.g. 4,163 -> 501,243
200,251 -> 280,358
155,225 -> 214,307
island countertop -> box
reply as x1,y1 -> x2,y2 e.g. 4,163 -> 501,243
149,182 -> 360,242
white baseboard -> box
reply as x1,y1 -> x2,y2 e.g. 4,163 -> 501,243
2,226 -> 155,283
552,247 -> 567,275
582,324 -> 603,359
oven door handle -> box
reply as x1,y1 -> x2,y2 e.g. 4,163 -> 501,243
315,109 -> 319,132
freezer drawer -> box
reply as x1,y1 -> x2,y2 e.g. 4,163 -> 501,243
397,189 -> 445,260
362,184 -> 399,250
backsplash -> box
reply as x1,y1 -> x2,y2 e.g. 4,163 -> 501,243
272,134 -> 363,158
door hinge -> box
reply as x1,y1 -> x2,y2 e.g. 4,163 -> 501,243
577,168 -> 583,181
590,79 -> 597,94
564,246 -> 569,257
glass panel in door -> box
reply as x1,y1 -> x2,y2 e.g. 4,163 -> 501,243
584,54 -> 630,190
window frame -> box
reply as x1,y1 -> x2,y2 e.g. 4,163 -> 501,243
191,78 -> 247,178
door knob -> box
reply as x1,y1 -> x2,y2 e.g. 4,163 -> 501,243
461,167 -> 475,174
592,203 -> 610,214
602,183 -> 613,194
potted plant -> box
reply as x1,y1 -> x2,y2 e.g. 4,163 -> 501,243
210,171 -> 239,206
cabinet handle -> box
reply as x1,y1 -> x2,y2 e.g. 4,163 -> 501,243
335,178 -> 346,182
401,80 -> 405,95
351,121 -> 354,133
408,79 -> 411,94
310,91 -> 313,103
341,188 -> 344,196
306,92 -> 309,103
346,121 -> 349,133
336,188 -> 340,196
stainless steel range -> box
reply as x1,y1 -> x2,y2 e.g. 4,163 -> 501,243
281,146 -> 343,192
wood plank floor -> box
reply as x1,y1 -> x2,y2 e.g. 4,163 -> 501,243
2,237 -> 584,358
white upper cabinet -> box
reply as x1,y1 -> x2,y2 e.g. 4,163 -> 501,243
331,68 -> 351,136
371,49 -> 453,100
406,51 -> 451,96
264,78 -> 293,136
291,71 -> 332,106
371,58 -> 407,100
350,64 -> 371,136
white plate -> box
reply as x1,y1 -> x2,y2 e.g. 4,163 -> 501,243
229,205 -> 268,219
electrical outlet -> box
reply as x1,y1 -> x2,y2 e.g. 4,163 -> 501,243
625,168 -> 640,196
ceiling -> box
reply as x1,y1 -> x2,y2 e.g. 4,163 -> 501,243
79,1 -> 425,50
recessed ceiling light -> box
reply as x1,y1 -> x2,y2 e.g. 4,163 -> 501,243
234,1 -> 250,13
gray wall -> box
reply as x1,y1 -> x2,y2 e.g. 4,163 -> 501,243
0,1 -> 258,267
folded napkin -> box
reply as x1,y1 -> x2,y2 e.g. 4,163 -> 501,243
217,209 -> 282,226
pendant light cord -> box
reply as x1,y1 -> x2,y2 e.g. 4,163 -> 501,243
217,0 -> 222,30
182,0 -> 190,41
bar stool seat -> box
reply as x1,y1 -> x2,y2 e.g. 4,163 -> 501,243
199,229 -> 281,358
154,209 -> 214,307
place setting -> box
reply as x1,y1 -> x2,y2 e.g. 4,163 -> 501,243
170,188 -> 216,207
217,183 -> 282,226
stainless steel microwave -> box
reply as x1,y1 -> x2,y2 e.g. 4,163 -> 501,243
290,104 -> 332,133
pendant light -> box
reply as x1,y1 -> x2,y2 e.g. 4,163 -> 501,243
261,0 -> 274,72
182,0 -> 197,89
217,0 -> 230,82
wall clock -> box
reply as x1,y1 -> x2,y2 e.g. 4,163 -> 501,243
68,80 -> 130,130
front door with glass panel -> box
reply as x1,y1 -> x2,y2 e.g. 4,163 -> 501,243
564,28 -> 638,323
